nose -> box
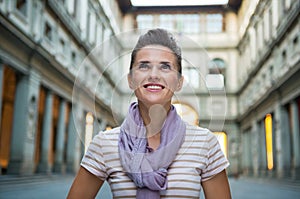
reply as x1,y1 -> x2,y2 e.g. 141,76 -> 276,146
148,65 -> 160,80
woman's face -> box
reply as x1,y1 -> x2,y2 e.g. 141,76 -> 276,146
128,45 -> 184,107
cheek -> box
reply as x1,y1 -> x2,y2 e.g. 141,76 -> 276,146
165,77 -> 181,91
129,76 -> 144,90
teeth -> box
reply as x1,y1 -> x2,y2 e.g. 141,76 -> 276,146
147,85 -> 161,89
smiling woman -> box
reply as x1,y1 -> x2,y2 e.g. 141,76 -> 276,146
67,28 -> 231,199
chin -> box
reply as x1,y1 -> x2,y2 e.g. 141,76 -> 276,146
138,99 -> 171,106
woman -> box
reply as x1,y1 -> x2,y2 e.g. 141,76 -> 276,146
67,28 -> 231,199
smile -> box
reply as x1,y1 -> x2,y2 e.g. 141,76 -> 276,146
143,83 -> 165,90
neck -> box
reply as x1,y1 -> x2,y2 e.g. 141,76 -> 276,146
138,101 -> 171,137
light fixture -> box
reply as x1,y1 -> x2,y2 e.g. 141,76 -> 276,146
265,114 -> 273,170
131,0 -> 229,7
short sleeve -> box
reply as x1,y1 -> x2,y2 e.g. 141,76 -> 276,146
201,132 -> 230,181
81,133 -> 108,181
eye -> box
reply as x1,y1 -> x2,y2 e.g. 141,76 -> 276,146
138,63 -> 150,70
160,63 -> 171,71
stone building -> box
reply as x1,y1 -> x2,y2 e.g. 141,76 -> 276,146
0,0 -> 122,174
237,0 -> 300,179
0,0 -> 299,181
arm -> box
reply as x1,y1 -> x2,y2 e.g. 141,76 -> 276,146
202,169 -> 231,199
67,166 -> 104,199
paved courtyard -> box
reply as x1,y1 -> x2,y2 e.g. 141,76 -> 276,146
0,174 -> 299,198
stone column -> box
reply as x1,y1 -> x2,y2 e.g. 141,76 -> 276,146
227,123 -> 240,177
53,100 -> 67,173
241,129 -> 252,176
291,100 -> 300,178
66,104 -> 84,173
258,120 -> 267,176
274,101 -> 289,178
37,90 -> 53,173
252,120 -> 259,177
281,104 -> 292,176
8,70 -> 40,174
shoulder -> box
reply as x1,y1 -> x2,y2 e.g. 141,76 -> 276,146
92,127 -> 121,144
185,123 -> 211,136
184,123 -> 218,144
96,126 -> 120,137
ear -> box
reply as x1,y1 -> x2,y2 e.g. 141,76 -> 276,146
127,74 -> 135,90
175,75 -> 184,91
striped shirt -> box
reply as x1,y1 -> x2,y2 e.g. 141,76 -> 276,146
81,123 -> 229,198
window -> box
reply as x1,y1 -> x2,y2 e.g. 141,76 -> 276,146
206,14 -> 223,33
44,22 -> 53,41
159,14 -> 174,31
183,67 -> 200,88
263,9 -> 270,42
158,14 -> 200,33
205,74 -> 224,90
249,27 -> 256,61
88,11 -> 96,44
178,14 -> 200,34
71,52 -> 76,63
59,39 -> 65,54
208,58 -> 226,74
73,0 -> 77,17
206,58 -> 226,90
137,13 -> 223,33
16,0 -> 27,17
0,0 -> 4,11
136,15 -> 153,30
256,22 -> 263,51
282,50 -> 286,62
268,8 -> 273,39
96,23 -> 103,45
293,36 -> 298,50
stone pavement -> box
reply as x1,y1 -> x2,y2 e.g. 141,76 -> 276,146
0,174 -> 299,198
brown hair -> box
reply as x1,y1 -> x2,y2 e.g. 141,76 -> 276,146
129,28 -> 182,75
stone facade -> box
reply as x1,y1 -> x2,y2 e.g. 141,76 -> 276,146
0,0 -> 299,181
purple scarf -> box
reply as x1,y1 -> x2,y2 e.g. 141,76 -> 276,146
118,102 -> 186,199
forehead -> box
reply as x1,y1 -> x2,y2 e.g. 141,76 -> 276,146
135,45 -> 176,62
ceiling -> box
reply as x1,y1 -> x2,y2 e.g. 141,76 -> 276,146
116,0 -> 242,14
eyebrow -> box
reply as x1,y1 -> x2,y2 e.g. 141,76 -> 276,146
137,61 -> 150,64
160,61 -> 171,65
137,61 -> 172,65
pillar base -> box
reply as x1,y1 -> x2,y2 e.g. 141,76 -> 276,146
37,162 -> 52,174
66,161 -> 79,174
53,163 -> 66,174
291,168 -> 300,180
7,160 -> 35,175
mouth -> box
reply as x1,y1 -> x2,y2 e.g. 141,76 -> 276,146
143,83 -> 165,90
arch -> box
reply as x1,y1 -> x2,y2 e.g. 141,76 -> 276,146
214,131 -> 228,158
208,58 -> 226,74
206,58 -> 226,90
172,102 -> 199,126
0,66 -> 17,173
